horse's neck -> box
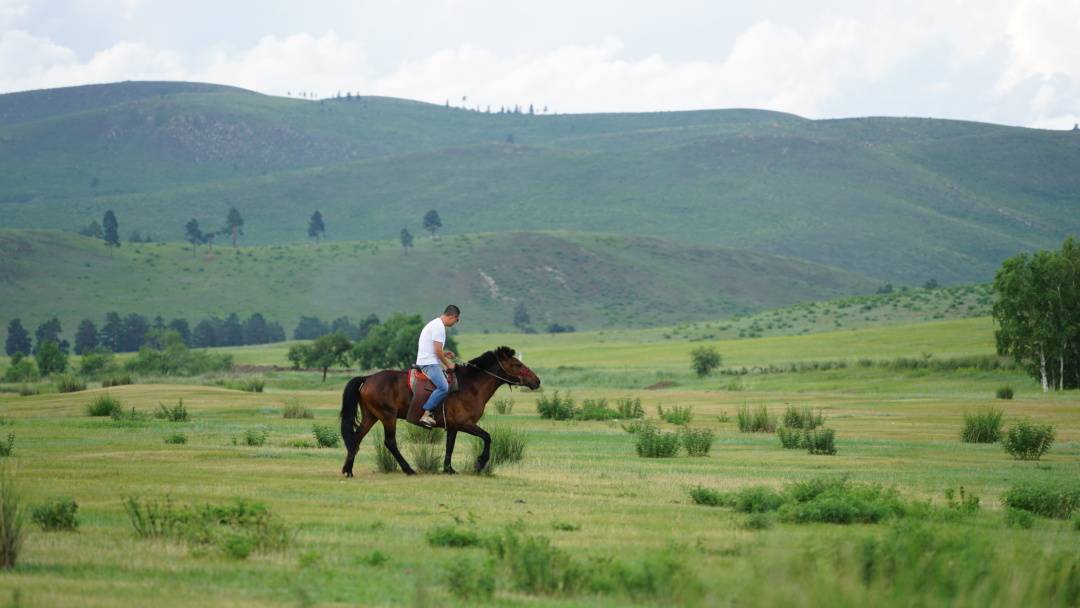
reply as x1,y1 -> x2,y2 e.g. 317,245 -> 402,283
466,371 -> 502,406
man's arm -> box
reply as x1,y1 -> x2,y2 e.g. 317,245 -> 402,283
433,341 -> 455,369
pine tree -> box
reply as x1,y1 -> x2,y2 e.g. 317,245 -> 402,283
224,207 -> 244,247
102,210 -> 120,256
5,319 -> 31,356
100,312 -> 123,352
223,313 -> 244,346
167,318 -> 192,346
185,219 -> 203,256
34,317 -> 65,354
74,319 -> 99,355
422,210 -> 442,238
400,227 -> 413,255
308,211 -> 326,244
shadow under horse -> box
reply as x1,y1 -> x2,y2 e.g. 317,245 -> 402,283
339,346 -> 541,476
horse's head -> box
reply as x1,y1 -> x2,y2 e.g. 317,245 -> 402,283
493,346 -> 541,390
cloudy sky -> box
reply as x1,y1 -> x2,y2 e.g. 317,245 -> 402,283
2,0 -> 1079,128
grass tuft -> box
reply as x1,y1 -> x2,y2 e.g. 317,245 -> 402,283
86,394 -> 122,417
0,467 -> 26,569
657,404 -> 693,425
960,409 -> 1003,443
736,404 -> 776,433
31,498 -> 78,531
155,399 -> 190,422
282,399 -> 314,419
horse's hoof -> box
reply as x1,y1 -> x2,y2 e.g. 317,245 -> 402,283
404,469 -> 417,476
443,467 -> 457,475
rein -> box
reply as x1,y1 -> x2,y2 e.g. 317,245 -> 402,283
463,360 -> 528,388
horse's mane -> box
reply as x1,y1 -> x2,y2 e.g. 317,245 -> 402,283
467,346 -> 516,370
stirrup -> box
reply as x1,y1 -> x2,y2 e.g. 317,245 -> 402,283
419,411 -> 436,428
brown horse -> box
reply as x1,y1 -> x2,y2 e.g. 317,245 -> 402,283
339,346 -> 540,476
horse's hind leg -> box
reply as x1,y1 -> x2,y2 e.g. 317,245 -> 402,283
382,417 -> 416,475
342,410 -> 376,478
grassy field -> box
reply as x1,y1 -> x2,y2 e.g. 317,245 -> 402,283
1,316 -> 1078,606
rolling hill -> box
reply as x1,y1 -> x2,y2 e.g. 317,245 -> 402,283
0,229 -> 877,337
1,82 -> 1078,285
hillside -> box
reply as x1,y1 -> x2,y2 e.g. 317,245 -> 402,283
1,82 -> 1078,285
0,229 -> 877,338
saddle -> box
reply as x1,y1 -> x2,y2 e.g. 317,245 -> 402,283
407,367 -> 459,424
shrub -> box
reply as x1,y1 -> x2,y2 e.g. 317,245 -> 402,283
1002,480 -> 1080,519
634,425 -> 680,458
102,373 -> 134,387
552,521 -> 581,531
1005,507 -> 1034,529
156,399 -> 190,422
575,398 -> 619,421
615,397 -> 644,419
123,497 -> 291,558
282,399 -> 313,419
736,404 -> 776,433
960,409 -> 1003,443
777,426 -> 803,449
1003,420 -> 1055,460
444,558 -> 496,600
31,498 -> 78,531
729,486 -> 786,513
17,384 -> 39,397
474,424 -> 527,466
228,377 -> 265,393
536,391 -> 575,420
78,350 -> 117,378
781,406 -> 824,429
2,358 -> 39,383
426,524 -> 480,547
743,512 -> 773,530
804,428 -> 837,455
780,478 -> 902,524
657,404 -> 693,425
996,385 -> 1015,400
164,432 -> 187,445
680,427 -> 713,456
373,431 -> 398,473
690,346 -> 722,377
86,394 -> 122,417
238,428 -> 268,447
55,374 -> 86,393
312,423 -> 340,448
124,332 -> 232,376
688,486 -> 726,507
0,434 -> 13,458
621,419 -> 654,434
0,467 -> 26,569
492,397 -> 514,415
944,486 -> 980,514
485,527 -> 586,595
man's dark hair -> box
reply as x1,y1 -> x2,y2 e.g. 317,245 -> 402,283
444,304 -> 461,317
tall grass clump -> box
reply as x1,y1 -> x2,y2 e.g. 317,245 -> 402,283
688,486 -> 726,507
657,404 -> 693,425
282,399 -> 313,419
0,435 -> 13,458
634,425 -> 680,458
474,425 -> 527,466
1002,480 -> 1080,519
55,374 -> 86,393
426,522 -> 481,547
0,467 -> 25,569
405,425 -> 444,473
86,394 -> 122,417
164,432 -> 187,445
17,384 -> 39,396
777,425 -> 802,449
492,397 -> 514,415
236,428 -> 268,447
781,406 -> 824,429
680,427 -> 713,456
102,373 -> 134,387
485,527 -> 585,595
123,497 -> 291,559
804,428 -> 837,455
574,398 -> 619,420
536,391 -> 575,420
736,404 -> 776,433
1003,419 -> 1055,460
229,376 -> 265,393
155,399 -> 190,422
312,423 -> 341,448
960,409 -> 1003,443
373,431 -> 398,473
444,558 -> 496,600
31,498 -> 78,531
996,385 -> 1014,399
615,397 -> 644,419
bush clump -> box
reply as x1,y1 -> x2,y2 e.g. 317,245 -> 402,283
680,427 -> 713,456
0,467 -> 26,569
1001,480 -> 1080,519
312,423 -> 340,448
996,385 -> 1014,400
777,426 -> 803,449
736,404 -> 776,433
474,424 -> 527,466
657,404 -> 693,425
1002,420 -> 1055,460
1004,507 -> 1034,529
690,476 -> 905,525
86,394 -> 122,417
574,398 -> 620,421
444,558 -> 496,600
55,374 -> 87,393
615,397 -> 644,419
634,425 -> 680,458
781,406 -> 824,429
282,399 -> 314,419
688,486 -> 725,507
123,496 -> 291,558
102,374 -> 134,387
426,523 -> 481,547
536,391 -> 575,420
960,409 -> 1003,443
31,498 -> 78,531
155,399 -> 190,422
0,434 -> 13,458
236,428 -> 268,447
164,432 -> 187,445
492,397 -> 514,415
690,346 -> 721,377
111,407 -> 147,423
2,356 -> 39,383
804,428 -> 837,455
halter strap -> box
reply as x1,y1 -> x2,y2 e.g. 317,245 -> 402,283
464,359 -> 528,387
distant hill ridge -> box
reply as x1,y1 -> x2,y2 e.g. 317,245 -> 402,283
1,81 -> 1078,285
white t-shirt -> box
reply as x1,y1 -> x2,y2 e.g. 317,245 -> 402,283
416,317 -> 447,366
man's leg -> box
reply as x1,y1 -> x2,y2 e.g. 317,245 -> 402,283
419,364 -> 448,426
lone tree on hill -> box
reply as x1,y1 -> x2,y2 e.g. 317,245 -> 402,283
224,207 -> 244,247
185,219 -> 203,256
400,227 -> 413,255
102,210 -> 120,256
5,319 -> 31,356
993,236 -> 1080,391
305,332 -> 353,381
423,209 -> 442,238
690,346 -> 722,377
309,211 -> 326,244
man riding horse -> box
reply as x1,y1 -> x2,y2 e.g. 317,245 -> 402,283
415,304 -> 460,428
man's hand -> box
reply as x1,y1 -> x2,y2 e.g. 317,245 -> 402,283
445,351 -> 456,359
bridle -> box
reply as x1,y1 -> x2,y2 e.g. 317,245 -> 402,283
463,357 -> 531,388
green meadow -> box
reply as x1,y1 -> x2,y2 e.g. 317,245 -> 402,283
1,314 -> 1078,606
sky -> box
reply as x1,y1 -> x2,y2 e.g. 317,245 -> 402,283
2,0 -> 1079,128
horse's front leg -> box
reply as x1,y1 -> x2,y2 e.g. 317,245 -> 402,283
443,428 -> 458,474
458,423 -> 491,473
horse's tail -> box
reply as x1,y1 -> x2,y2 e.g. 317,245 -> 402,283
340,375 -> 367,455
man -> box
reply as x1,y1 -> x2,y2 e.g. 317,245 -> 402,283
416,304 -> 460,428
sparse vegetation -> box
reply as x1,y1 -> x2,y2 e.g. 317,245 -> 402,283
0,466 -> 25,569
236,428 -> 268,447
164,432 -> 187,445
31,498 -> 78,531
736,404 -> 776,433
122,497 -> 291,559
0,434 -> 13,458
155,399 -> 190,422
657,404 -> 693,425
282,399 -> 313,419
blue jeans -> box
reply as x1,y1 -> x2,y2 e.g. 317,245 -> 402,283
420,364 -> 449,412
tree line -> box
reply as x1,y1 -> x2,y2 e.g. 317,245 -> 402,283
993,236 -> 1080,391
